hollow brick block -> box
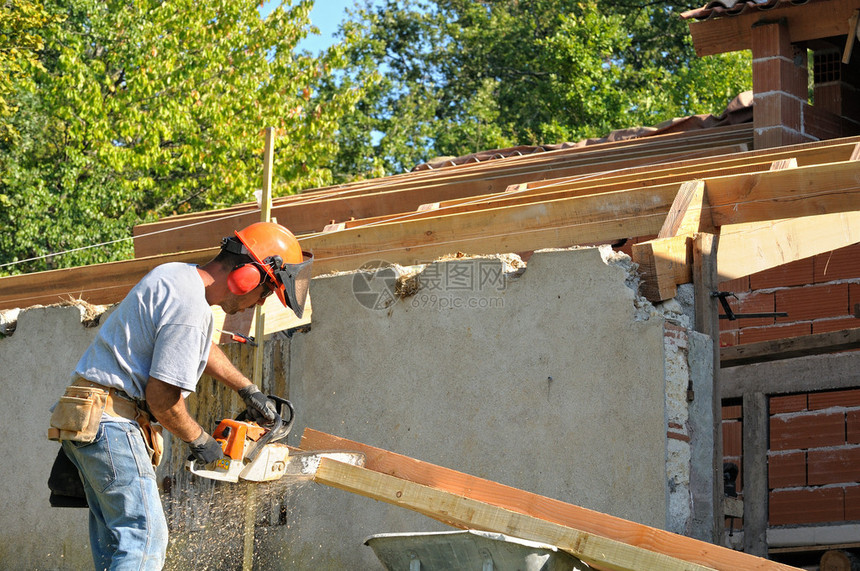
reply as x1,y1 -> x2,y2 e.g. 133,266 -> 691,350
769,487 -> 844,525
770,411 -> 845,451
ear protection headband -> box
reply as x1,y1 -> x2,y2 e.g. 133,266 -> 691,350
227,263 -> 266,296
222,237 -> 268,296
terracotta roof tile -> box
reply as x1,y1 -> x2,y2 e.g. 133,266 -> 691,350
681,0 -> 812,21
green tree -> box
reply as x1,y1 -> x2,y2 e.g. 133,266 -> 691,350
0,0 -> 367,275
327,0 -> 751,177
0,0 -> 55,143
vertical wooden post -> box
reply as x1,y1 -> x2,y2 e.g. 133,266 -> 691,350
743,392 -> 769,557
243,126 -> 276,571
693,233 -> 724,542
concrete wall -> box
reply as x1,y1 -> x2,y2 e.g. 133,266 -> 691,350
0,246 -> 708,570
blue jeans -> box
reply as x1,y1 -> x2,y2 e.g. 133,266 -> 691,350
62,421 -> 168,571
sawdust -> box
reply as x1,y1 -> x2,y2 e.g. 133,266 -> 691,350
163,476 -> 313,570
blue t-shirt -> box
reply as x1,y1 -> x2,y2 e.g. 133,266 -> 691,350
75,262 -> 214,400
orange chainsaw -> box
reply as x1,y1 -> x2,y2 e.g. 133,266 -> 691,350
186,396 -> 296,483
186,397 -> 366,483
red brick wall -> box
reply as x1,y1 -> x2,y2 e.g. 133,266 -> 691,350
768,390 -> 860,526
720,242 -> 860,527
718,242 -> 860,347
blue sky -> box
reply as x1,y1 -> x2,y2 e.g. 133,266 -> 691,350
261,0 -> 369,54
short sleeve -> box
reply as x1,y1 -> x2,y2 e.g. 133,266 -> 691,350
149,323 -> 212,391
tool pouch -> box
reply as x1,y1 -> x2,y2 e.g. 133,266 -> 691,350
47,385 -> 108,443
136,413 -> 164,468
47,447 -> 88,508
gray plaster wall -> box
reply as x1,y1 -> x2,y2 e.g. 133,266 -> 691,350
0,247 -> 697,570
259,248 -> 672,569
0,306 -> 102,570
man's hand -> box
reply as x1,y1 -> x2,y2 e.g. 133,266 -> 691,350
238,384 -> 277,425
187,430 -> 223,464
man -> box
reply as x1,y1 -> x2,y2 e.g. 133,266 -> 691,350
50,221 -> 312,570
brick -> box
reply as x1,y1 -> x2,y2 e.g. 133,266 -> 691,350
723,404 -> 742,420
754,127 -> 814,149
722,292 -> 775,328
849,410 -> 860,444
719,330 -> 738,347
851,283 -> 860,310
769,487 -> 844,525
775,284 -> 850,322
723,419 -> 743,457
755,92 -> 804,131
809,389 -> 860,410
814,244 -> 860,283
846,486 -> 860,520
750,258 -> 814,289
769,451 -> 807,489
751,19 -> 793,59
753,58 -> 809,101
770,411 -> 845,451
808,447 -> 860,485
718,276 -> 750,294
813,317 -> 860,334
770,394 -> 807,414
739,323 -> 811,344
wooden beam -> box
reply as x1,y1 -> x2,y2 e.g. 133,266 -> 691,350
720,327 -> 860,368
721,351 -> 860,398
3,159 -> 858,311
717,211 -> 860,281
742,392 -> 769,557
632,236 -> 691,302
131,127 -> 755,256
706,160 -> 860,226
686,0 -> 860,57
842,9 -> 860,64
301,429 -> 799,571
693,233 -> 724,543
312,459 -> 715,571
658,180 -> 714,238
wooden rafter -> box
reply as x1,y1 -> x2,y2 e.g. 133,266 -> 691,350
131,126 -> 754,257
720,327 -> 860,367
301,429 -> 799,571
2,158 -> 859,312
686,0 -> 860,57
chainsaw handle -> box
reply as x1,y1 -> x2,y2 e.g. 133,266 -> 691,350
235,394 -> 294,427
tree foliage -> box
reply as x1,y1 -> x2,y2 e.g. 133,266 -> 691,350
327,0 -> 751,177
0,0 -> 367,274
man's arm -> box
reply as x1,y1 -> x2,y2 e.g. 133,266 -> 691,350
204,342 -> 276,424
145,377 -> 205,442
204,342 -> 253,391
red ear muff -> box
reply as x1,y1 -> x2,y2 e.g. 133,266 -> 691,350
227,264 -> 264,295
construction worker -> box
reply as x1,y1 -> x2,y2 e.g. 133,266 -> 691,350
47,221 -> 312,570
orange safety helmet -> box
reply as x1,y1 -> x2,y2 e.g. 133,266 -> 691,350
223,222 -> 313,318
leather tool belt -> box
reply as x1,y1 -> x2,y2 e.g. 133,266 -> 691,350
48,377 -> 164,467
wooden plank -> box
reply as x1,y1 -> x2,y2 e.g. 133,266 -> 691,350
743,393 -> 769,557
632,236 -> 691,302
659,180 -> 714,238
301,429 -> 800,571
328,153 -> 768,233
4,159 -> 858,311
842,9 -> 860,64
722,351 -> 860,398
720,327 -> 860,368
132,127 -> 755,256
706,160 -> 860,226
312,459 -> 716,571
717,211 -> 860,281
693,233 -> 724,543
686,0 -> 860,57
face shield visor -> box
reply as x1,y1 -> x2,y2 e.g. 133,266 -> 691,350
266,252 -> 313,319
